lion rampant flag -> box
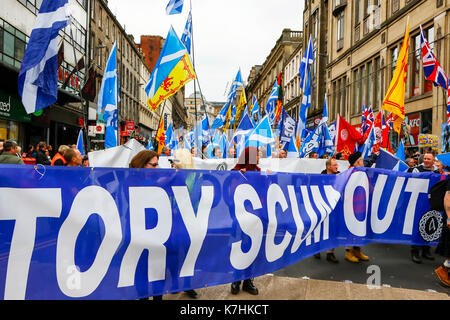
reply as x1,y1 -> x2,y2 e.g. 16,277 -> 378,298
156,115 -> 166,154
381,18 -> 410,133
145,26 -> 196,112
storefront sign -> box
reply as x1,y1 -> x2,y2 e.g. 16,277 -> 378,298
404,113 -> 421,146
0,89 -> 31,123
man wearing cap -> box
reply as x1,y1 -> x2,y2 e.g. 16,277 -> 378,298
345,152 -> 370,263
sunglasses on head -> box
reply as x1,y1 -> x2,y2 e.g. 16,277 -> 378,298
148,162 -> 158,167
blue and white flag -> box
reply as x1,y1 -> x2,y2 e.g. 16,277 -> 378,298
280,112 -> 297,145
396,140 -> 406,162
250,94 -> 261,125
165,122 -> 173,146
76,128 -> 84,156
299,35 -> 313,91
211,70 -> 242,129
359,123 -> 376,159
265,80 -> 279,125
244,116 -> 274,151
297,68 -> 311,142
181,11 -> 192,54
166,0 -> 183,15
18,0 -> 70,114
286,134 -> 299,158
201,116 -> 210,144
211,102 -> 229,129
299,96 -> 333,157
146,138 -> 154,150
98,43 -> 119,148
375,148 -> 409,171
232,112 -> 254,145
219,134 -> 228,159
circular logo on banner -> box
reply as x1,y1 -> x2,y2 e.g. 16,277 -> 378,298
216,162 -> 228,171
418,210 -> 443,242
340,129 -> 348,141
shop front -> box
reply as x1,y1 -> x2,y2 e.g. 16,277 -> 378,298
0,88 -> 31,147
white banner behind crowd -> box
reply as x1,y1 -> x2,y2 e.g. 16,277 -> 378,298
89,140 -> 349,173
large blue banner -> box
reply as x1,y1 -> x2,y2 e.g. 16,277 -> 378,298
0,165 -> 446,299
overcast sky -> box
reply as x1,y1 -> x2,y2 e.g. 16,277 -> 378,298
107,0 -> 304,102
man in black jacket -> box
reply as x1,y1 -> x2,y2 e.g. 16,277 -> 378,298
35,141 -> 51,165
407,152 -> 438,263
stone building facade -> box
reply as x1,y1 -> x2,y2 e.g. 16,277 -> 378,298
246,29 -> 302,120
326,0 -> 449,151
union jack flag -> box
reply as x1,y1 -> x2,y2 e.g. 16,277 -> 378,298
447,79 -> 450,124
386,113 -> 394,129
420,25 -> 448,89
361,104 -> 373,134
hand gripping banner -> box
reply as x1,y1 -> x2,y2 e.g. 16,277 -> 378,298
0,165 -> 445,299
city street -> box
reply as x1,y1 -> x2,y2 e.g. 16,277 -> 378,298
275,243 -> 450,295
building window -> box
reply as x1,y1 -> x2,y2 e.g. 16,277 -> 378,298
355,0 -> 361,25
98,6 -> 103,28
337,11 -> 344,50
353,69 -> 360,115
0,18 -> 29,69
374,57 -> 381,108
360,65 -> 365,112
391,0 -> 400,14
412,34 -> 421,96
391,46 -> 398,78
367,61 -> 373,107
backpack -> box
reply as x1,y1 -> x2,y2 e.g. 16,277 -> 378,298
428,179 -> 449,211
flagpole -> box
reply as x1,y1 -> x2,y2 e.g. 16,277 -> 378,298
69,26 -> 88,153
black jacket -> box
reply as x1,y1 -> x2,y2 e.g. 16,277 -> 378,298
36,150 -> 51,165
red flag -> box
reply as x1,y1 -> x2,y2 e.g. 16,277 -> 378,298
336,115 -> 363,160
372,111 -> 383,153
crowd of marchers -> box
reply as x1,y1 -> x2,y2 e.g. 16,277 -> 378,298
0,138 -> 448,296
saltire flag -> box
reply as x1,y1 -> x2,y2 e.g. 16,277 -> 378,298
165,122 -> 173,146
396,140 -> 406,162
232,112 -> 254,156
146,138 -> 154,151
145,26 -> 195,111
166,0 -> 183,15
286,134 -> 299,158
201,116 -> 210,144
243,115 -> 274,153
98,43 -> 119,148
358,122 -> 376,160
296,67 -> 311,147
211,102 -> 229,129
18,0 -> 70,114
212,70 -> 242,129
299,34 -> 313,91
250,94 -> 261,125
184,130 -> 194,150
181,11 -> 192,54
156,115 -> 166,154
382,18 -> 410,133
420,25 -> 448,89
299,96 -> 333,157
265,80 -> 279,126
76,128 -> 84,156
219,133 -> 228,159
336,114 -> 364,160
375,148 -> 409,172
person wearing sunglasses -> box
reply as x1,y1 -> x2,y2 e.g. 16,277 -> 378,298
129,150 -> 159,169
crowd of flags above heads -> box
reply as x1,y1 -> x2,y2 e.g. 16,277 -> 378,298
16,2 -> 449,159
